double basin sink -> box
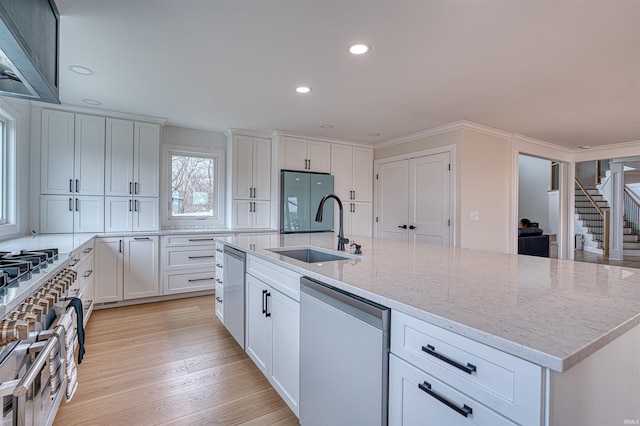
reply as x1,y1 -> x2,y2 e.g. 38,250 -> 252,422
267,246 -> 359,263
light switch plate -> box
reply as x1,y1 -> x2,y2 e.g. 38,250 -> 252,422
471,211 -> 480,221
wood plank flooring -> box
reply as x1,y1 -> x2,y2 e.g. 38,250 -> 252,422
54,296 -> 299,426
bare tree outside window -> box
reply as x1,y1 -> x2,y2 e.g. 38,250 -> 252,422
171,153 -> 216,217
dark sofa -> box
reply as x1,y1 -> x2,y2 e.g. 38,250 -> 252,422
518,227 -> 549,257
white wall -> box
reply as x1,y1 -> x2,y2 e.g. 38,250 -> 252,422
518,155 -> 551,232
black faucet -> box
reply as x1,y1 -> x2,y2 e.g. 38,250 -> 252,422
315,194 -> 349,251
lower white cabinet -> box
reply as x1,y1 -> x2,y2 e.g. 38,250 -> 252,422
104,196 -> 159,232
94,236 -> 159,303
161,234 -> 217,295
69,240 -> 95,326
245,273 -> 300,417
343,201 -> 373,237
40,195 -> 104,233
232,200 -> 271,229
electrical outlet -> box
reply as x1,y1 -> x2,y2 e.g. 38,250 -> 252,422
471,211 -> 480,221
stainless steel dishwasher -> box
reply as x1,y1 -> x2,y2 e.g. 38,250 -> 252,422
300,276 -> 390,426
223,246 -> 246,349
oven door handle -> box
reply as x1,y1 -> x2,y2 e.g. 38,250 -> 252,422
13,325 -> 65,415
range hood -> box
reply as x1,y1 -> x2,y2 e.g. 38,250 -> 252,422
0,0 -> 60,104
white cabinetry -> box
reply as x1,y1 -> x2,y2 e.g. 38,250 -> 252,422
331,144 -> 373,237
232,200 -> 271,229
389,310 -> 542,426
40,110 -> 105,233
69,240 -> 95,326
104,119 -> 160,232
94,236 -> 159,304
280,136 -> 330,173
162,234 -> 219,295
245,255 -> 301,416
214,241 -> 224,322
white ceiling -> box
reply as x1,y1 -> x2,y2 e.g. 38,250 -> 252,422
55,0 -> 640,149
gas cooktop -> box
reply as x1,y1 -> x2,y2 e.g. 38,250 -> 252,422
0,248 -> 59,288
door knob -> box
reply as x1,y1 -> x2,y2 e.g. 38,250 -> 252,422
398,225 -> 408,229
409,225 -> 416,230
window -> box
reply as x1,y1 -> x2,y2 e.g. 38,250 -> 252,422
163,143 -> 225,227
170,153 -> 216,218
0,100 -> 17,237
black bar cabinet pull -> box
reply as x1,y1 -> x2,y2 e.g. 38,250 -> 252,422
134,237 -> 150,240
69,179 -> 73,193
76,179 -> 79,193
190,238 -> 215,242
118,240 -> 123,253
134,199 -> 138,212
129,200 -> 132,212
422,345 -> 477,374
75,198 -> 79,211
188,277 -> 215,283
265,292 -> 271,317
215,296 -> 223,303
68,198 -> 73,211
188,255 -> 215,259
262,289 -> 267,314
398,224 -> 407,229
418,381 -> 473,417
135,182 -> 138,194
215,278 -> 223,284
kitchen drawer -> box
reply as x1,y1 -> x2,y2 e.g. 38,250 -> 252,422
164,270 -> 216,295
216,265 -> 224,283
389,354 -> 517,426
71,254 -> 93,292
166,247 -> 216,270
246,254 -> 301,301
215,241 -> 225,255
391,310 -> 542,426
164,234 -> 221,246
71,240 -> 94,264
80,280 -> 94,326
215,283 -> 224,322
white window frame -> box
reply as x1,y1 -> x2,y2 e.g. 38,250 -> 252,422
161,143 -> 225,228
0,100 -> 17,238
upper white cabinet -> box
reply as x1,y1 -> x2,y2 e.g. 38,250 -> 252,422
280,136 -> 330,173
40,195 -> 104,233
331,144 -> 374,237
104,196 -> 160,233
105,119 -> 160,197
232,135 -> 271,200
41,110 -> 105,196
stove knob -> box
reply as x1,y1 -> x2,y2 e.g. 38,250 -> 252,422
9,312 -> 37,332
0,319 -> 19,345
14,320 -> 29,340
21,305 -> 44,322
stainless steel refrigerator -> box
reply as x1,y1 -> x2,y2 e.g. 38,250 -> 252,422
281,171 -> 334,233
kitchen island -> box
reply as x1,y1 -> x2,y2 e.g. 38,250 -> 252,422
219,232 -> 640,425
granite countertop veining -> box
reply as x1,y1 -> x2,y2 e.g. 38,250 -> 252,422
219,233 -> 640,372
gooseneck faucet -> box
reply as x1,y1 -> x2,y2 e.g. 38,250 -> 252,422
315,193 -> 349,251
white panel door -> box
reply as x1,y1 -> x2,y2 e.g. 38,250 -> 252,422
40,195 -> 73,233
41,110 -> 75,195
245,275 -> 272,377
253,137 -> 271,200
376,160 -> 409,240
105,118 -> 134,196
280,136 -> 308,171
134,122 -> 160,197
253,201 -> 271,228
307,140 -> 331,173
331,144 -> 352,201
233,135 -> 254,199
104,197 -> 133,233
349,202 -> 373,238
409,152 -> 451,245
232,200 -> 253,228
94,238 -> 124,303
74,114 -> 105,196
352,147 -> 373,202
271,290 -> 300,416
124,236 -> 159,299
133,198 -> 160,232
74,196 -> 105,233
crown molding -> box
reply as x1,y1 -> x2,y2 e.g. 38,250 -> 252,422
223,128 -> 272,139
270,129 -> 374,148
31,101 -> 168,125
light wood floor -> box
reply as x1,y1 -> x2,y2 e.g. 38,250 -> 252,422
54,296 -> 299,426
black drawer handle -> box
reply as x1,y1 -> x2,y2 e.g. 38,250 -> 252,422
215,296 -> 223,303
189,238 -> 215,242
262,289 -> 267,314
265,292 -> 271,317
82,270 -> 93,278
422,345 -> 477,374
188,255 -> 215,259
188,277 -> 214,283
215,278 -> 223,284
418,381 -> 473,417
215,263 -> 223,268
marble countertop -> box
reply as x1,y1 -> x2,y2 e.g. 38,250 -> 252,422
220,233 -> 640,372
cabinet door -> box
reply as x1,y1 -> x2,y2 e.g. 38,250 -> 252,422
41,110 -> 75,195
40,195 -> 74,233
245,274 -> 272,377
280,136 -> 307,171
253,137 -> 271,200
105,118 -> 134,196
94,238 -> 124,303
134,122 -> 160,197
124,236 -> 159,299
232,200 -> 253,228
233,135 -> 254,199
74,196 -> 105,233
270,290 -> 300,416
133,197 -> 159,232
349,202 -> 373,237
74,114 -> 105,196
331,144 -> 352,201
252,201 -> 271,229
352,147 -> 373,202
307,140 -> 331,173
104,197 -> 133,233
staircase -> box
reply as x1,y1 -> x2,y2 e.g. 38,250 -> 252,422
575,185 -> 640,256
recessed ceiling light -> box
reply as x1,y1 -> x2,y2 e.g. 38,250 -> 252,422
320,124 -> 334,129
348,43 -> 371,55
295,86 -> 312,94
68,65 -> 94,75
82,99 -> 102,106
368,132 -> 381,137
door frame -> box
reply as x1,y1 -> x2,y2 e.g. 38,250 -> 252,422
374,145 -> 456,246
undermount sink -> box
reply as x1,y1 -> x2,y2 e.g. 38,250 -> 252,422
267,246 -> 357,263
